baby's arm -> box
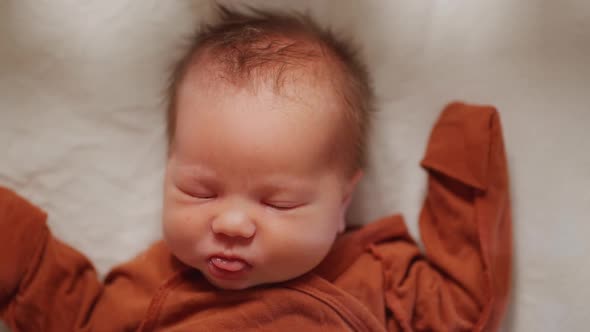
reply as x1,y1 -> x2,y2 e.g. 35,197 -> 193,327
0,187 -> 103,331
377,103 -> 512,331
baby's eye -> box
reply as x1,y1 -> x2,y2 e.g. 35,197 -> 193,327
191,192 -> 217,199
263,201 -> 301,211
177,185 -> 217,199
186,191 -> 217,200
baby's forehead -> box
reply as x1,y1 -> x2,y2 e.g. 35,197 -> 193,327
174,75 -> 348,175
176,61 -> 348,156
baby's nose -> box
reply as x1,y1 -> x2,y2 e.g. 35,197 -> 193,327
211,210 -> 256,239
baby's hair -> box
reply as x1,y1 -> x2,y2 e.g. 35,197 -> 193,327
166,4 -> 374,173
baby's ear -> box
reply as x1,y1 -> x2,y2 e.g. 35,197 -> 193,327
342,170 -> 363,206
338,170 -> 363,233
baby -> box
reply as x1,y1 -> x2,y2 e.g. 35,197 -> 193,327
0,5 -> 512,332
162,6 -> 370,291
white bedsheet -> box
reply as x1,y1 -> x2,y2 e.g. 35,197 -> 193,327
1,1 -> 589,331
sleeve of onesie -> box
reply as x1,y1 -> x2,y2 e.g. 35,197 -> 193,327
0,187 -> 103,331
377,102 -> 512,332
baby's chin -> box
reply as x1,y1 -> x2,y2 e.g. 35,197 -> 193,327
203,274 -> 256,290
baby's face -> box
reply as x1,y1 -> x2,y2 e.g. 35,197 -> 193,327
162,67 -> 361,290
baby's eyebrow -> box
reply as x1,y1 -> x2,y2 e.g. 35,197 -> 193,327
174,163 -> 315,193
175,163 -> 216,178
255,177 -> 315,195
173,165 -> 219,186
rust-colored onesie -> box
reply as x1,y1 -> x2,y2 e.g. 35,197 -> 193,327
0,102 -> 512,331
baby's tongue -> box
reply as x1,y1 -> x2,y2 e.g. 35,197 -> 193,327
211,257 -> 247,272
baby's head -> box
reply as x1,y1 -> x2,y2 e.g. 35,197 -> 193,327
162,6 -> 373,289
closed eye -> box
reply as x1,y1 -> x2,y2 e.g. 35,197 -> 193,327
176,185 -> 217,200
191,193 -> 217,199
263,201 -> 302,211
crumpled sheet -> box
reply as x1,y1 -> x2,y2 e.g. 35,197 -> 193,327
1,1 -> 589,331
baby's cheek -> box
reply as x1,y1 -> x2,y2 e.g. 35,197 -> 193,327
271,219 -> 335,269
163,209 -> 211,270
163,207 -> 200,248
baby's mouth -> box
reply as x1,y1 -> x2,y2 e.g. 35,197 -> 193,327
207,255 -> 252,281
209,256 -> 250,272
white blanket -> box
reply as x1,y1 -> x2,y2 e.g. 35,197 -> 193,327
1,1 -> 589,331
